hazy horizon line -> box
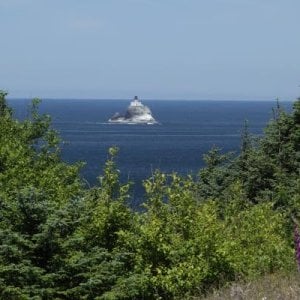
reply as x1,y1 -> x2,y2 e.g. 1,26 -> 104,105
7,97 -> 295,102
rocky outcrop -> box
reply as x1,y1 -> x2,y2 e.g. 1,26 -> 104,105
109,96 -> 157,124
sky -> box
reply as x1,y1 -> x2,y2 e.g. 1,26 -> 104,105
0,0 -> 299,100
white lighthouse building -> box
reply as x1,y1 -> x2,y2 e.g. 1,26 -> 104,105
108,96 -> 158,124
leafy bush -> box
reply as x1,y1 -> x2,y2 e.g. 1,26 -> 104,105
0,91 -> 299,299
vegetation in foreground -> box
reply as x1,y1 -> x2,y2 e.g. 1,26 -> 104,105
0,91 -> 299,299
203,272 -> 300,300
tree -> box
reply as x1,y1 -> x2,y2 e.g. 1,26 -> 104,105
0,92 -> 83,298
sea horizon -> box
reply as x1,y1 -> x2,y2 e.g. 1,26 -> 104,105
6,97 -> 296,103
7,98 -> 294,206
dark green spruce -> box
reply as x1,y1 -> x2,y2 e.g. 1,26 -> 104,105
0,91 -> 299,299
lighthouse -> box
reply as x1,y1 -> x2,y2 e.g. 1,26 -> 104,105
108,96 -> 158,124
130,96 -> 143,107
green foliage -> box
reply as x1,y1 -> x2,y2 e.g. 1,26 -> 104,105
0,91 -> 10,117
0,92 -> 84,298
196,147 -> 236,200
0,91 -> 299,299
121,177 -> 293,299
50,147 -> 136,299
77,147 -> 133,250
220,200 -> 294,278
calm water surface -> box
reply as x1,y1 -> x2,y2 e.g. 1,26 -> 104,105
9,99 -> 293,206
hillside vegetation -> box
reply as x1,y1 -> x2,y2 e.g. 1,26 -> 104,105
0,91 -> 299,299
203,272 -> 300,299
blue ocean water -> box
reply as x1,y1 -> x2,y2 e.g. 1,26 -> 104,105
8,99 -> 293,206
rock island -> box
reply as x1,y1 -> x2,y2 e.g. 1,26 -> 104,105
108,96 -> 158,124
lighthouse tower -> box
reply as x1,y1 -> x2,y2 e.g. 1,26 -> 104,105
130,96 -> 142,107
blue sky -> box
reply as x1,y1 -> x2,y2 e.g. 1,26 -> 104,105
1,0 -> 299,100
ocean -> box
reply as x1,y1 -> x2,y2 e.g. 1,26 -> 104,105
8,99 -> 293,206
